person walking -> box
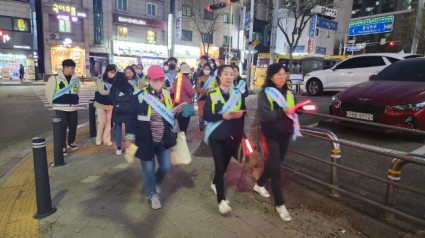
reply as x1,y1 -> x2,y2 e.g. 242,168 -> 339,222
231,65 -> 249,98
173,64 -> 196,133
164,57 -> 178,91
253,63 -> 300,222
135,64 -> 146,87
126,65 -> 182,210
45,59 -> 80,156
124,66 -> 141,90
94,64 -> 116,146
203,65 -> 246,215
109,72 -> 134,155
195,64 -> 215,133
19,64 -> 25,82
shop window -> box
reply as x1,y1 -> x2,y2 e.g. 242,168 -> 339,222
182,30 -> 192,41
224,14 -> 232,24
117,26 -> 128,39
147,30 -> 156,44
202,33 -> 213,44
12,18 -> 30,32
147,3 -> 156,16
182,5 -> 193,17
204,10 -> 214,21
223,36 -> 232,47
117,0 -> 128,11
59,19 -> 72,33
0,16 -> 13,30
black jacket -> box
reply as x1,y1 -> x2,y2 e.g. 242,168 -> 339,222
108,84 -> 134,123
203,88 -> 246,141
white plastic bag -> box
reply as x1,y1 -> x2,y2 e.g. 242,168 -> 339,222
171,132 -> 192,165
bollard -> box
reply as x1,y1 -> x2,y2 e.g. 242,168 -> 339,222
89,99 -> 96,137
330,148 -> 341,197
52,116 -> 65,166
384,158 -> 407,219
32,137 -> 57,219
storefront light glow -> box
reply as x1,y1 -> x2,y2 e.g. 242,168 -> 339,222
71,17 -> 78,22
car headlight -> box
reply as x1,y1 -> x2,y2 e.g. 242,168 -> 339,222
391,101 -> 425,111
331,96 -> 341,108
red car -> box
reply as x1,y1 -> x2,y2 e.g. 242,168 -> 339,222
330,58 -> 425,131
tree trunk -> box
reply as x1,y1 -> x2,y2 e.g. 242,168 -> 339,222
288,47 -> 294,74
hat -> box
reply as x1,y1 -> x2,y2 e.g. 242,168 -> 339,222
180,64 -> 191,74
147,65 -> 165,79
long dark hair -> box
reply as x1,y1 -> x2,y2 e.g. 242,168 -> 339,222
124,66 -> 137,80
262,63 -> 289,92
113,72 -> 132,91
201,64 -> 213,76
102,64 -> 117,83
215,64 -> 233,85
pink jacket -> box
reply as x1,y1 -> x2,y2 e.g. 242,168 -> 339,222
172,74 -> 196,104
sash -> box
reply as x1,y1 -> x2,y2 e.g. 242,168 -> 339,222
53,79 -> 78,100
204,87 -> 242,144
235,80 -> 247,93
129,79 -> 138,88
264,87 -> 302,140
104,82 -> 112,90
202,76 -> 216,90
165,72 -> 176,86
134,90 -> 175,126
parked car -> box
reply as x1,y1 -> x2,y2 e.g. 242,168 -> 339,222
329,58 -> 425,131
302,53 -> 421,96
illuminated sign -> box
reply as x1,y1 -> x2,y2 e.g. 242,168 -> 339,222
52,3 -> 86,18
113,13 -> 166,30
13,45 -> 31,49
118,16 -> 146,26
147,30 -> 157,44
63,38 -> 72,47
113,41 -> 168,58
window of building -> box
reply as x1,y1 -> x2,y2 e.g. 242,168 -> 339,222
117,0 -> 128,11
182,5 -> 193,17
223,36 -> 232,47
147,30 -> 156,44
204,10 -> 214,21
182,30 -> 192,41
224,14 -> 232,24
202,33 -> 213,44
58,19 -> 71,33
147,3 -> 156,16
117,26 -> 128,39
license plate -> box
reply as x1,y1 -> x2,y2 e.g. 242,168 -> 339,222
346,111 -> 374,121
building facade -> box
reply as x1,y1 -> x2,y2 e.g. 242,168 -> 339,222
0,0 -> 36,80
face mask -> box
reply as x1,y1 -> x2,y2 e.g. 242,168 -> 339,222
203,70 -> 211,75
210,63 -> 214,68
150,81 -> 162,91
169,64 -> 176,70
163,66 -> 169,71
135,69 -> 142,74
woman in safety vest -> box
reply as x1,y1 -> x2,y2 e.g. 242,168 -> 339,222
203,65 -> 246,215
125,65 -> 182,210
254,63 -> 297,222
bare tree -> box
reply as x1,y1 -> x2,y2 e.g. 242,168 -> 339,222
181,0 -> 227,56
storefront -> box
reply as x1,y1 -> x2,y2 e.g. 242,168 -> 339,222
112,40 -> 168,71
174,45 -> 200,68
89,47 -> 109,77
200,45 -> 220,60
50,46 -> 85,76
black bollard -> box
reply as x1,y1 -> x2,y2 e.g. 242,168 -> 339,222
32,137 -> 57,219
89,99 -> 96,137
52,116 -> 65,166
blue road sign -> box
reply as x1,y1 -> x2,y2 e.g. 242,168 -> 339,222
316,46 -> 327,54
347,47 -> 361,52
316,17 -> 338,31
348,16 -> 394,36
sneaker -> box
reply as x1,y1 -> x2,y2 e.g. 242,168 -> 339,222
155,184 -> 161,194
149,194 -> 162,210
210,183 -> 217,195
116,149 -> 122,156
95,140 -> 102,146
69,143 -> 78,150
276,205 -> 292,222
63,148 -> 67,156
253,183 -> 270,198
103,141 -> 113,146
218,200 -> 232,215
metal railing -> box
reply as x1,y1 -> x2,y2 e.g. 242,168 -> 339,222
256,119 -> 425,226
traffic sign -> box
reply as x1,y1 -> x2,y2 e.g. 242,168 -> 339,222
316,17 -> 338,31
348,15 -> 394,36
347,47 -> 361,52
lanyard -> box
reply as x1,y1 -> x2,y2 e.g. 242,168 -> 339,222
135,90 -> 175,126
53,79 -> 77,100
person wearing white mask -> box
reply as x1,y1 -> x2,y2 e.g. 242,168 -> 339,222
195,64 -> 217,133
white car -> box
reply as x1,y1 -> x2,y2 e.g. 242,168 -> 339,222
302,53 -> 421,96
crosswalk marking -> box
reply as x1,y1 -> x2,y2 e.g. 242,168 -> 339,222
32,85 -> 96,111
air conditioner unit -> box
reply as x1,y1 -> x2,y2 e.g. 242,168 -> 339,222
49,32 -> 60,40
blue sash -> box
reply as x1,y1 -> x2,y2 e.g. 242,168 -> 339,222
204,80 -> 246,143
104,82 -> 112,90
165,72 -> 176,86
134,90 -> 175,126
53,79 -> 78,100
264,87 -> 302,140
202,76 -> 215,90
129,79 -> 139,88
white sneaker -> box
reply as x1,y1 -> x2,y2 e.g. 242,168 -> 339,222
116,149 -> 122,156
276,205 -> 292,222
63,148 -> 67,156
104,141 -> 113,146
210,183 -> 217,195
95,140 -> 102,146
253,183 -> 270,198
149,194 -> 162,210
218,200 -> 232,215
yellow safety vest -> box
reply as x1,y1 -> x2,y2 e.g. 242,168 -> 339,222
55,76 -> 79,93
137,87 -> 173,117
267,90 -> 295,110
209,87 -> 242,114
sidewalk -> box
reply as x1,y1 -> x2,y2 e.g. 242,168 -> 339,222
1,96 -> 370,238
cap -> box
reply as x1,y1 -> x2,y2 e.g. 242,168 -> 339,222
147,65 -> 165,79
180,64 -> 191,74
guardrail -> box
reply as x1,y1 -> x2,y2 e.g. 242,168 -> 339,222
256,120 -> 425,226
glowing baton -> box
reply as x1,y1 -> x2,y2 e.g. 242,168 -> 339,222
174,72 -> 183,104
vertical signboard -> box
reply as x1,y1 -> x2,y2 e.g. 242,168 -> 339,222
308,15 -> 317,54
175,11 -> 182,39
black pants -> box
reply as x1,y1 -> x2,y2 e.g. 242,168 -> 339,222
257,136 -> 291,206
210,138 -> 239,203
55,110 -> 78,149
177,114 -> 191,133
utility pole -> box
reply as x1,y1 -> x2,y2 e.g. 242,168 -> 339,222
168,0 -> 176,57
246,0 -> 255,90
269,0 -> 279,64
411,0 -> 424,54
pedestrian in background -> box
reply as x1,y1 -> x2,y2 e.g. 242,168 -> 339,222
126,65 -> 182,210
203,65 -> 246,215
195,64 -> 215,133
109,72 -> 134,156
173,63 -> 196,133
135,64 -> 146,87
254,63 -> 297,222
19,64 -> 25,82
231,65 -> 249,98
45,59 -> 80,156
165,57 -> 178,92
94,64 -> 116,146
124,66 -> 141,90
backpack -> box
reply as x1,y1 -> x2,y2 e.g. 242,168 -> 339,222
113,88 -> 132,114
